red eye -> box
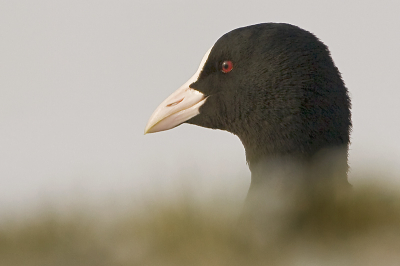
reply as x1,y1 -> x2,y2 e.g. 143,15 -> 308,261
221,60 -> 233,73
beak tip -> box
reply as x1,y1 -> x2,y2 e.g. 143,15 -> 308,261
144,126 -> 151,135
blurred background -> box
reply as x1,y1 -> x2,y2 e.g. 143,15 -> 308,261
1,0 -> 399,214
2,1 -> 400,265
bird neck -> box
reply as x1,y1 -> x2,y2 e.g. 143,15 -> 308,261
245,146 -> 351,199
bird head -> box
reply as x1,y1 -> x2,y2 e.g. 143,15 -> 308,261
145,23 -> 351,167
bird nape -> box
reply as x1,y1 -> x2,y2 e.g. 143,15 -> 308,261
145,23 -> 351,203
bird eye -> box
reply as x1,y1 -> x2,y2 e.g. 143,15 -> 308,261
221,61 -> 233,73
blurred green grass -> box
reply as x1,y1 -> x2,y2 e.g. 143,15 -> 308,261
1,182 -> 400,266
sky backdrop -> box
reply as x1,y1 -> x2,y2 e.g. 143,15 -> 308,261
1,0 -> 399,213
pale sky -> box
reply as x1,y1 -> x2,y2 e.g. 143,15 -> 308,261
1,1 -> 399,213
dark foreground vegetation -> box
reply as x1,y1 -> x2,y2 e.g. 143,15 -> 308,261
1,182 -> 400,266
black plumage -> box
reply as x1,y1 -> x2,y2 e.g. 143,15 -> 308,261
146,23 -> 351,199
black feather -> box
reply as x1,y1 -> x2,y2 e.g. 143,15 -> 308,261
187,23 -> 351,197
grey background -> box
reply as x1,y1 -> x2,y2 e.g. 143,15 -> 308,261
1,1 -> 399,212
